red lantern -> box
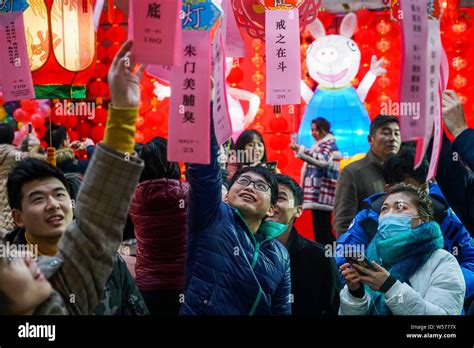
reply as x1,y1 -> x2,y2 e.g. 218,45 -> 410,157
143,110 -> 164,128
269,116 -> 288,133
63,116 -> 79,129
92,107 -> 108,125
107,44 -> 121,61
76,121 -> 92,140
136,116 -> 145,129
97,45 -> 108,61
91,125 -> 105,143
356,8 -> 372,27
355,29 -> 376,47
24,0 -> 97,99
68,130 -> 79,142
269,134 -> 289,151
92,63 -> 109,79
106,26 -> 126,43
89,80 -> 109,98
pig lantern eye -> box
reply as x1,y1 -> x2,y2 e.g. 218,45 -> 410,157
347,41 -> 357,52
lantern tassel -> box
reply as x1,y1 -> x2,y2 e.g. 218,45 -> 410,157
83,0 -> 88,12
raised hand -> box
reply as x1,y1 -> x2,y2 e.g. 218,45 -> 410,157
340,263 -> 362,291
442,90 -> 468,139
108,40 -> 146,108
369,55 -> 387,77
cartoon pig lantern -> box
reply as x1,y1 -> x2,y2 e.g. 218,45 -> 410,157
298,13 -> 387,156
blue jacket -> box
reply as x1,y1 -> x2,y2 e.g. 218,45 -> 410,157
180,128 -> 291,315
335,183 -> 474,299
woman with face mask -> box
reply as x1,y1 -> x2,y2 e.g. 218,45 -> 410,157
339,183 -> 466,315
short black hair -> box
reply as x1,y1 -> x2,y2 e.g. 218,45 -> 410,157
383,147 -> 429,185
0,124 -> 14,145
45,124 -> 68,149
370,114 -> 399,136
229,165 -> 278,205
311,117 -> 331,134
139,137 -> 181,182
7,158 -> 69,211
384,183 -> 434,221
275,174 -> 303,206
234,130 -> 267,163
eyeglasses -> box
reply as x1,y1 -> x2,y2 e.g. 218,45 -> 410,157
235,176 -> 270,192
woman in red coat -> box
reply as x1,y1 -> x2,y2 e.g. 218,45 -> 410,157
130,137 -> 189,315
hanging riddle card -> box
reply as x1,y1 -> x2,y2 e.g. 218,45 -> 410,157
400,0 -> 443,174
167,0 -> 222,164
0,10 -> 35,101
212,26 -> 232,144
168,30 -> 212,164
265,9 -> 301,105
129,0 -> 182,66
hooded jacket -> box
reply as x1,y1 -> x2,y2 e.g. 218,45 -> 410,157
130,178 -> 189,291
335,183 -> 474,300
180,128 -> 291,315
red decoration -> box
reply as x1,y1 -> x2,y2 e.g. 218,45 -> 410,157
93,63 -> 109,79
269,116 -> 288,133
227,68 -> 244,84
30,113 -> 45,128
355,29 -> 376,47
13,108 -> 30,123
63,116 -> 78,129
68,130 -> 79,142
356,8 -> 372,27
134,131 -> 145,144
106,26 -> 126,43
317,10 -> 332,28
76,122 -> 92,140
91,125 -> 105,143
89,80 -> 110,98
269,134 -> 289,151
92,107 -> 108,125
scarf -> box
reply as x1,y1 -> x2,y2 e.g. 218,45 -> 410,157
365,221 -> 444,315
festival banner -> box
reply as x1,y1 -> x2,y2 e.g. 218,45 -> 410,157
265,9 -> 301,105
0,11 -> 35,101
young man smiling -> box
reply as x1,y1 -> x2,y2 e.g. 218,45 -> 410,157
180,120 -> 291,315
268,174 -> 341,315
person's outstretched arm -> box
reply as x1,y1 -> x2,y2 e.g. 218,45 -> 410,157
186,111 -> 223,231
52,41 -> 146,314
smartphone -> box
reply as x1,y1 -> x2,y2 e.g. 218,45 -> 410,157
28,123 -> 32,134
345,252 -> 377,275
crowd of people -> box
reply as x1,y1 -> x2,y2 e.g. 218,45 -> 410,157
0,41 -> 473,316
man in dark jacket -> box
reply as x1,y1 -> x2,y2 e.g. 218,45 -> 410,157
268,174 -> 341,315
437,90 -> 474,235
181,115 -> 291,315
334,115 -> 401,237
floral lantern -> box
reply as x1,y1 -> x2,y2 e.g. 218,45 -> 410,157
23,0 -> 96,98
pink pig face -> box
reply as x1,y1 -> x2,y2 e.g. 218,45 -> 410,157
306,13 -> 361,89
307,35 -> 361,88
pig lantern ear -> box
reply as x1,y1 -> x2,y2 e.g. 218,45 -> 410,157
340,12 -> 357,38
306,18 -> 326,40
